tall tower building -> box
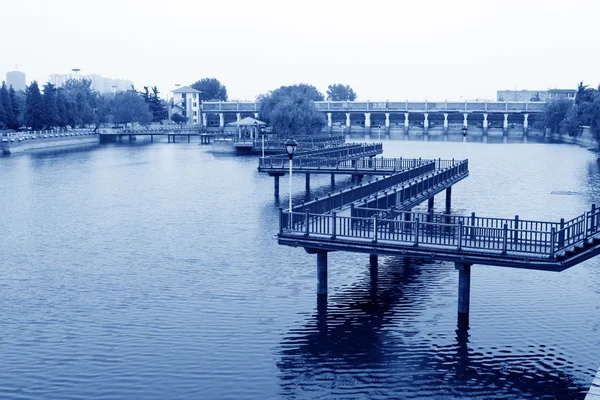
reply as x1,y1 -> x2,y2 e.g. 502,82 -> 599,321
6,71 -> 26,91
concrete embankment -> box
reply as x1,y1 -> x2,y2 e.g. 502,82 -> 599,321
1,132 -> 99,155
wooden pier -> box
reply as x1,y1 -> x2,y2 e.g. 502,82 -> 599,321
274,152 -> 600,316
261,143 -> 384,196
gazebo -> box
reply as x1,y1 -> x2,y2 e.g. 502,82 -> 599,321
227,117 -> 267,139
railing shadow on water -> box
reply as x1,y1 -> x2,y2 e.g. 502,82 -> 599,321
275,256 -> 584,399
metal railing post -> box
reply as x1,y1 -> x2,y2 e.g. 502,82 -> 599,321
373,215 -> 378,243
457,221 -> 463,250
550,227 -> 556,258
279,208 -> 284,234
305,211 -> 310,237
414,217 -> 420,246
558,218 -> 565,248
591,204 -> 597,233
331,212 -> 337,239
502,223 -> 508,255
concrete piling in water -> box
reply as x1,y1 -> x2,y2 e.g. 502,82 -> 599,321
317,251 -> 328,295
306,174 -> 310,192
456,263 -> 472,314
274,175 -> 280,197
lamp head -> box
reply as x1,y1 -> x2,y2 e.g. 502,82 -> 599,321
284,138 -> 298,160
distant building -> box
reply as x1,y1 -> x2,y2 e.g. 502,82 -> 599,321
496,88 -> 576,102
170,86 -> 201,124
48,73 -> 133,94
6,71 -> 26,91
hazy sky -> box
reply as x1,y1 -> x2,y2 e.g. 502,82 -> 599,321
2,0 -> 599,101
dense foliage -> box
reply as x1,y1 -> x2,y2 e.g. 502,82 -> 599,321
544,82 -> 600,136
258,84 -> 326,136
0,78 -> 169,131
191,78 -> 228,102
326,83 -> 357,101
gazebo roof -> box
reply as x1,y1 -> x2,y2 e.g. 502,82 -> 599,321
227,117 -> 266,126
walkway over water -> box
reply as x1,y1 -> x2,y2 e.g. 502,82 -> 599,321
224,134 -> 345,153
261,143 -> 384,195
274,150 -> 600,315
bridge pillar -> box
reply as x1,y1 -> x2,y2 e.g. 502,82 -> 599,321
483,113 -> 488,135
317,251 -> 328,295
305,173 -> 311,192
254,112 -> 259,119
423,113 -> 429,135
463,113 -> 468,128
327,112 -> 332,129
523,113 -> 529,136
385,113 -> 390,134
364,112 -> 371,133
503,113 -> 509,135
236,112 -> 241,122
456,263 -> 472,314
219,113 -> 224,130
274,175 -> 280,197
445,186 -> 452,214
443,113 -> 448,134
404,113 -> 409,134
202,113 -> 207,127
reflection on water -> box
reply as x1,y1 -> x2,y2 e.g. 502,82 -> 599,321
0,137 -> 598,399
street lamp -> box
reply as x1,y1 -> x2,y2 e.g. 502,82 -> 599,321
378,124 -> 381,140
285,138 -> 298,219
260,125 -> 266,158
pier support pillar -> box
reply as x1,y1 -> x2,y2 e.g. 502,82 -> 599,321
274,175 -> 280,197
305,173 -> 311,192
424,113 -> 429,135
503,113 -> 509,135
523,113 -> 529,136
317,251 -> 328,295
427,196 -> 434,222
456,263 -> 472,315
369,254 -> 378,269
445,187 -> 452,214
404,112 -> 409,134
168,135 -> 171,143
151,135 -> 153,143
330,174 -> 335,186
188,135 -> 190,143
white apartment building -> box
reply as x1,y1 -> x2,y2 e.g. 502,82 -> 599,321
170,86 -> 201,124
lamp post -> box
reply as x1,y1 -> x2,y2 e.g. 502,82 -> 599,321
462,126 -> 467,159
260,125 -> 266,158
285,138 -> 298,222
378,124 -> 381,140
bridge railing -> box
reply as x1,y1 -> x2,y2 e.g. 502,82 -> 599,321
280,203 -> 600,259
290,161 -> 439,215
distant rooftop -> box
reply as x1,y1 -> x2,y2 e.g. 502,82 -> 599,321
172,86 -> 201,94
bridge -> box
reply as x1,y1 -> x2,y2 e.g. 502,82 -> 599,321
272,148 -> 600,316
98,126 -> 214,143
258,143 -> 383,195
202,100 -> 546,135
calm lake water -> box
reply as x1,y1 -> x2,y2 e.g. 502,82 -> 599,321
1,136 -> 599,399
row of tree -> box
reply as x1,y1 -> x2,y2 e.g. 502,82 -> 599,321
3,79 -> 169,131
544,82 -> 600,136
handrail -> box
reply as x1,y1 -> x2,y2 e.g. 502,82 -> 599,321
280,203 -> 600,260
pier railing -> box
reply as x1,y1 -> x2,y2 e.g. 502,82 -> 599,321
259,143 -> 383,169
279,204 -> 600,259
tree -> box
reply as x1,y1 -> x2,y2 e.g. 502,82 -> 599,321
0,84 -> 7,129
544,98 -> 572,134
113,91 -> 153,125
326,83 -> 357,101
62,78 -> 98,127
42,82 -> 59,128
258,84 -> 326,136
24,81 -> 44,130
9,86 -> 23,129
149,86 -> 167,122
190,78 -> 228,101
